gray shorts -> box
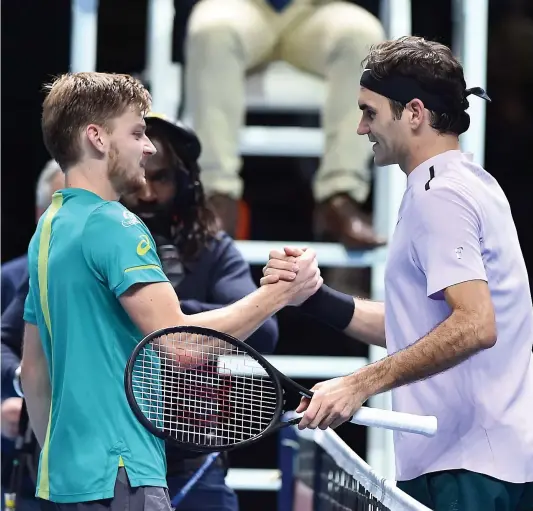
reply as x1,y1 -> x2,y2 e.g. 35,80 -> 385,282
38,468 -> 172,511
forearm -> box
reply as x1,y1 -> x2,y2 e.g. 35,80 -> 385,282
187,286 -> 286,341
122,281 -> 289,342
181,300 -> 279,353
355,310 -> 492,398
345,299 -> 386,348
20,360 -> 51,448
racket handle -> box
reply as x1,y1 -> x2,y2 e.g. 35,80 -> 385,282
349,406 -> 437,437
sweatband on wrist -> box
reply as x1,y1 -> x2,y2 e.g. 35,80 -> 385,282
298,285 -> 355,331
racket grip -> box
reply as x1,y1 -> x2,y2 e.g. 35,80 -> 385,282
350,406 -> 438,437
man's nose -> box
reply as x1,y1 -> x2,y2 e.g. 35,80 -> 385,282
144,136 -> 157,156
357,119 -> 369,136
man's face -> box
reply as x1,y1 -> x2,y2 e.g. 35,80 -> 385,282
106,108 -> 156,196
357,88 -> 410,167
121,136 -> 178,237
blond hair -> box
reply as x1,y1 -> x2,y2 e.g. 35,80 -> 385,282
41,72 -> 152,169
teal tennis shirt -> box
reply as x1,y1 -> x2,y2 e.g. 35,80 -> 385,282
23,188 -> 170,503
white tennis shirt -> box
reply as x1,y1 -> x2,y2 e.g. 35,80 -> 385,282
385,150 -> 533,483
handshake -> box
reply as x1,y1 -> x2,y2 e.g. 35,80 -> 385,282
259,246 -> 323,306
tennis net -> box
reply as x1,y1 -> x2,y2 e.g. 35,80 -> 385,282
278,412 -> 430,511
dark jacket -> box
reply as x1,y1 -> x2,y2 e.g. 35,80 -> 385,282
1,255 -> 27,314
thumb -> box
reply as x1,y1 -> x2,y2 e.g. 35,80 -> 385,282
297,248 -> 316,262
284,246 -> 305,257
295,397 -> 310,413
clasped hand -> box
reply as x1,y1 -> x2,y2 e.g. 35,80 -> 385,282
260,246 -> 369,430
263,247 -> 323,306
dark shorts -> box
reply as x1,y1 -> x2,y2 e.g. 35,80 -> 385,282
38,469 -> 172,511
397,469 -> 533,511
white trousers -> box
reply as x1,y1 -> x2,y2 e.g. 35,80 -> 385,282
184,0 -> 385,202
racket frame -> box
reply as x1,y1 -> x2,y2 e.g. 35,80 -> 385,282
124,325 -> 296,452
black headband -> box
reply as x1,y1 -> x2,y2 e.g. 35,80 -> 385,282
360,69 -> 491,113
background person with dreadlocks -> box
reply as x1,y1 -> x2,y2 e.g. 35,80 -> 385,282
120,113 -> 279,511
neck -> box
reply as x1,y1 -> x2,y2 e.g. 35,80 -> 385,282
65,161 -> 119,201
401,134 -> 460,175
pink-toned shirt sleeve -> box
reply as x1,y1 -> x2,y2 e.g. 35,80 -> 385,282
411,186 -> 488,299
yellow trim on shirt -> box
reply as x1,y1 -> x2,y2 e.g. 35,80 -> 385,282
124,264 -> 161,273
36,192 -> 63,500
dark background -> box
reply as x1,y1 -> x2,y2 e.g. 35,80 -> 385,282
2,1 -> 533,509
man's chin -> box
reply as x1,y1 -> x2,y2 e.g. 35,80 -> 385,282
118,177 -> 146,197
373,155 -> 397,168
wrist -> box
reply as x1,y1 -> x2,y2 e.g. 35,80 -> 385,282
299,285 -> 355,331
348,363 -> 386,402
256,283 -> 290,313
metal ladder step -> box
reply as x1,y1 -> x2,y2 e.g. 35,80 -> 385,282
234,240 -> 385,268
240,126 -> 323,157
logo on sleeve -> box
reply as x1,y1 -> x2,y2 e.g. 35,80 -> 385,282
137,234 -> 151,256
122,210 -> 140,227
455,246 -> 464,259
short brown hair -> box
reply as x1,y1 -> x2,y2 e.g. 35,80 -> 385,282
42,72 -> 152,169
362,36 -> 469,135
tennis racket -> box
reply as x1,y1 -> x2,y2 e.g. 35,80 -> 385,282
124,326 -> 437,453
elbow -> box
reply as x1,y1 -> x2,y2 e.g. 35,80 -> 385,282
476,313 -> 497,350
478,324 -> 497,350
454,308 -> 496,350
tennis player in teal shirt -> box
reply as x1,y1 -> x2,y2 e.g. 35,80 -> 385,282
21,72 -> 322,511
24,191 -> 169,503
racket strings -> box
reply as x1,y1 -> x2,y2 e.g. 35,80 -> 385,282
131,332 -> 279,448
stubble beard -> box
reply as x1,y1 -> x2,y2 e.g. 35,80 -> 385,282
108,143 -> 145,197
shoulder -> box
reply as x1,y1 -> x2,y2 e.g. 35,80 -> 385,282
193,232 -> 238,261
84,202 -> 148,238
408,171 -> 483,240
82,202 -> 154,260
411,169 -> 480,218
208,233 -> 246,264
187,233 -> 247,275
86,201 -> 139,226
209,232 -> 238,254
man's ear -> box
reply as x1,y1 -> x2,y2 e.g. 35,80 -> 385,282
85,124 -> 108,155
405,98 -> 426,129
